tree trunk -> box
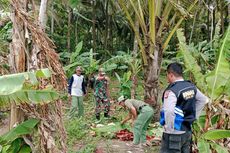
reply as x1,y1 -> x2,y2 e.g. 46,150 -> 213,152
9,0 -> 27,129
228,3 -> 230,19
29,0 -> 48,71
220,1 -> 224,34
67,7 -> 72,52
144,43 -> 162,121
92,0 -> 96,53
51,2 -> 54,34
38,0 -> 47,31
207,0 -> 210,41
133,15 -> 139,55
74,16 -> 79,45
131,16 -> 139,99
104,0 -> 109,50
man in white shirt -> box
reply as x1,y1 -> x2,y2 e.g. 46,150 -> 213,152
68,66 -> 86,117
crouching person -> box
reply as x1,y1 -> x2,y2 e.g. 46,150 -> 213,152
117,96 -> 154,147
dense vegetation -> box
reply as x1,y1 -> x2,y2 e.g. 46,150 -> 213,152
0,0 -> 229,153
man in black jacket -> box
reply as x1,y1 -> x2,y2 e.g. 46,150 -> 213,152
160,62 -> 209,153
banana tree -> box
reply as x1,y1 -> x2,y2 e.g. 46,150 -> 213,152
177,26 -> 230,152
117,0 -> 199,120
8,0 -> 67,152
0,69 -> 61,153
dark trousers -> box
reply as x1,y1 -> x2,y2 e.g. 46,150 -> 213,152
160,131 -> 192,153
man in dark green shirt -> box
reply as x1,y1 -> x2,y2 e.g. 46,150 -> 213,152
118,96 -> 154,147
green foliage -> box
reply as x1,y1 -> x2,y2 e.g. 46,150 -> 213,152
0,69 -> 59,107
210,143 -> 229,153
197,140 -> 211,153
202,130 -> 230,140
101,54 -> 131,72
193,115 -> 230,152
65,118 -> 88,145
0,119 -> 39,144
176,28 -> 206,90
69,0 -> 80,8
177,27 -> 230,100
115,71 -> 132,98
76,144 -> 96,153
93,122 -> 131,137
0,119 -> 39,153
63,44 -> 100,77
177,27 -> 230,152
1,138 -> 32,153
206,26 -> 230,101
0,68 -> 50,95
0,20 -> 12,66
0,0 -> 10,10
70,41 -> 83,63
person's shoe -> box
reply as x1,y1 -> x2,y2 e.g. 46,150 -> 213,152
104,113 -> 110,118
96,114 -> 100,120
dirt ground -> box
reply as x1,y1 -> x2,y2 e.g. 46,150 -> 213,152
0,118 -> 9,136
73,139 -> 160,153
95,139 -> 160,153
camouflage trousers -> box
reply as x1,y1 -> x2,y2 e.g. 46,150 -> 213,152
95,96 -> 110,115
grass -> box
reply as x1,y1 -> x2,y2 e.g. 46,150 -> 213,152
64,77 -> 162,153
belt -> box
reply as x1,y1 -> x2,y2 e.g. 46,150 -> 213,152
139,105 -> 147,111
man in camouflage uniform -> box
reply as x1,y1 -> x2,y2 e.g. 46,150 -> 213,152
94,68 -> 110,120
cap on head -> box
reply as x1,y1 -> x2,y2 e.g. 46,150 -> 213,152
76,66 -> 82,71
117,95 -> 125,103
99,68 -> 106,75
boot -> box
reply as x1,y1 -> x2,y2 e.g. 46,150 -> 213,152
96,114 -> 100,120
104,112 -> 110,118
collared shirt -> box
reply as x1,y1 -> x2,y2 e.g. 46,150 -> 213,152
124,99 -> 147,112
68,74 -> 86,96
163,79 -> 209,134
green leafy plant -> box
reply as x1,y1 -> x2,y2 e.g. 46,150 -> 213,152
177,27 -> 230,152
115,71 -> 132,98
65,118 -> 88,146
0,119 -> 39,153
0,69 -> 59,107
0,69 -> 62,153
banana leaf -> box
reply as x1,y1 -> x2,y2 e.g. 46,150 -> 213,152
210,142 -> 229,153
202,130 -> 230,140
197,140 -> 211,153
0,90 -> 59,105
0,119 -> 39,145
176,29 -> 206,90
0,69 -> 51,96
0,69 -> 59,107
206,26 -> 230,101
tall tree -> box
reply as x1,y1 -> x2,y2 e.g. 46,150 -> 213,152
118,0 -> 199,120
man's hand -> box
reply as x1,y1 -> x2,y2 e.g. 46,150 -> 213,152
121,120 -> 126,125
130,120 -> 135,127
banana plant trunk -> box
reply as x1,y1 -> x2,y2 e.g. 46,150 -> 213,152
144,43 -> 162,121
9,0 -> 27,129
